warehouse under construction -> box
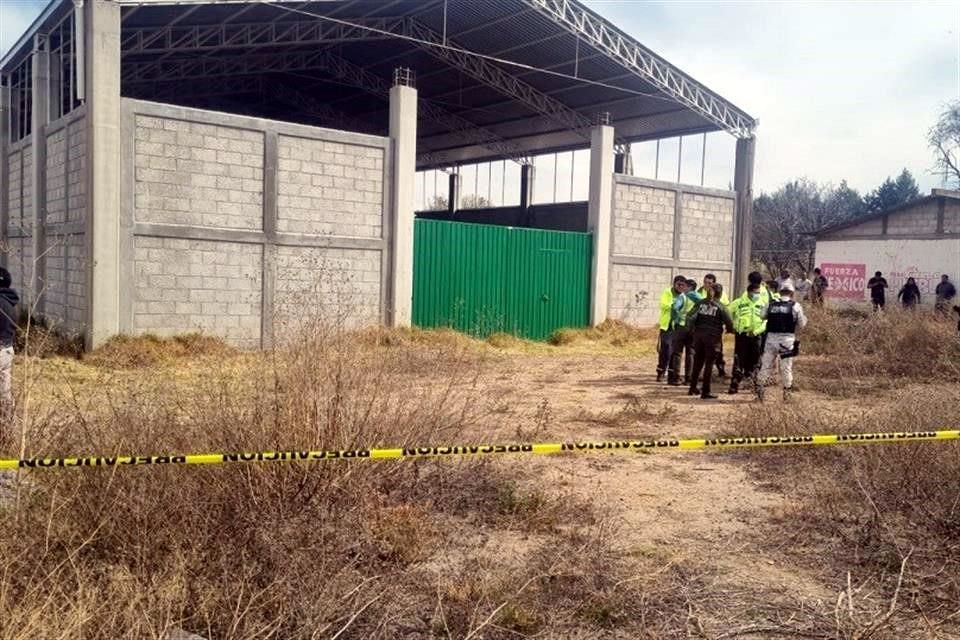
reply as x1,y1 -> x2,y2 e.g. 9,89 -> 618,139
0,0 -> 757,348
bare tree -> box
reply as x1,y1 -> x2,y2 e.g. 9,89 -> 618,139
929,101 -> 960,188
752,180 -> 863,277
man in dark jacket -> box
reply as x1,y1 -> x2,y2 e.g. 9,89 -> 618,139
935,275 -> 956,315
867,271 -> 888,312
0,267 -> 19,428
686,284 -> 734,400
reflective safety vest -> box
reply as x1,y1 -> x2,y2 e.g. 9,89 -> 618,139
729,292 -> 767,336
658,288 -> 679,331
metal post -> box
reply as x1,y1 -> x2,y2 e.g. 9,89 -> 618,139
676,135 -> 682,183
733,136 -> 757,295
700,133 -> 707,187
654,139 -> 660,180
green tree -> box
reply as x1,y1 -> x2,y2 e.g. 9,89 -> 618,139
929,101 -> 960,188
864,169 -> 920,213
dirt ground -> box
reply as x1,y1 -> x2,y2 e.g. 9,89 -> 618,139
463,351 -> 837,610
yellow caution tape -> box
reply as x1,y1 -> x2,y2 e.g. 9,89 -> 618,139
0,430 -> 957,471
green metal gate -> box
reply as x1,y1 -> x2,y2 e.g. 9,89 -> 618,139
412,219 -> 592,340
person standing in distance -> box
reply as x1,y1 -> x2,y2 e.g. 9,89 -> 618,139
656,275 -> 687,382
810,268 -> 828,306
867,271 -> 888,312
685,284 -> 734,400
0,267 -> 20,433
758,281 -> 807,401
934,274 -> 956,315
898,277 -> 921,310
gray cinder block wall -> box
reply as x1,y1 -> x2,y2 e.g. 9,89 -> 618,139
120,100 -> 393,348
608,175 -> 738,326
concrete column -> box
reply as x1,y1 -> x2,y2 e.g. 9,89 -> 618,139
388,76 -> 418,326
31,34 -> 50,310
0,83 -> 9,266
519,163 -> 534,225
447,172 -> 460,217
733,136 -> 756,295
84,0 -> 122,348
587,124 -> 614,325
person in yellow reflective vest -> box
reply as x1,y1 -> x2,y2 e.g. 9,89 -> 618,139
726,282 -> 767,396
697,274 -> 730,378
668,278 -> 700,385
656,274 -> 688,382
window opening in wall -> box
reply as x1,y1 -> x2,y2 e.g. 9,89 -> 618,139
48,10 -> 83,121
628,133 -> 735,191
416,159 -> 523,211
6,59 -> 33,142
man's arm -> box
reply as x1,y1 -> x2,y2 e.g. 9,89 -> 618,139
720,305 -> 735,334
793,301 -> 808,331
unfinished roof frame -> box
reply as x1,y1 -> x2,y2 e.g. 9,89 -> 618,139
3,0 -> 757,169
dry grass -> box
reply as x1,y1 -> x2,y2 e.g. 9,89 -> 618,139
0,322 -> 701,640
82,333 -> 237,369
548,319 -> 658,350
801,308 -> 960,395
727,384 -> 960,636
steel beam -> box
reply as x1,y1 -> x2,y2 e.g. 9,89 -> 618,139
120,16 -> 401,54
520,0 -> 756,137
128,73 -> 263,101
405,19 -> 594,140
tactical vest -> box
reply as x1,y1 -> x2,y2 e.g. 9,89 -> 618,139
766,299 -> 797,333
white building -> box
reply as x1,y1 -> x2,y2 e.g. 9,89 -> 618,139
814,189 -> 960,304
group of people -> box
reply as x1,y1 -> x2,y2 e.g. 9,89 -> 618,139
866,272 -> 956,314
656,272 -> 806,402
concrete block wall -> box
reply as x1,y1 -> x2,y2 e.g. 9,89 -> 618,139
945,201 -> 960,234
886,201 -> 939,235
67,118 -> 87,224
679,192 -> 734,263
39,110 -> 89,333
43,233 -> 88,330
612,183 -> 675,259
828,217 -> 884,238
134,116 -> 264,230
277,136 -> 384,237
609,264 -> 672,325
132,236 -> 263,346
4,139 -> 34,299
275,246 -> 381,332
121,100 -> 392,348
608,175 -> 738,327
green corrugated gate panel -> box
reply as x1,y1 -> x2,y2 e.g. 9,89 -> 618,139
413,219 -> 592,340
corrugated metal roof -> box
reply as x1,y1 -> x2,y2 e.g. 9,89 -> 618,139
3,0 -> 756,168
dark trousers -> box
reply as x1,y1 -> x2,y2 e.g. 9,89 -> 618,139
669,327 -> 693,383
730,333 -> 762,388
714,339 -> 726,374
690,333 -> 720,396
657,329 -> 673,375
872,297 -> 885,312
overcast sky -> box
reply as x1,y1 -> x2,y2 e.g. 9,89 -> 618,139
2,0 -> 958,195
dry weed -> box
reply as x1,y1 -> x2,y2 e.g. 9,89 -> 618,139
82,333 -> 237,369
727,386 -> 960,637
548,319 -> 658,348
